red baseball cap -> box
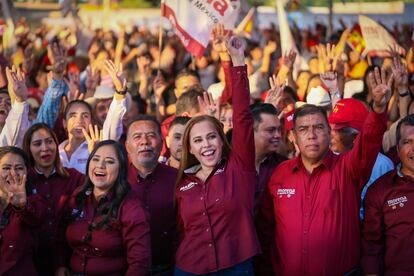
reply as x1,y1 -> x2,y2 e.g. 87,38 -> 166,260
328,98 -> 368,131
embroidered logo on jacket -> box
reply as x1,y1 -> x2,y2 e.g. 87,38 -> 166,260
180,182 -> 198,192
387,196 -> 408,209
214,168 -> 224,175
277,188 -> 296,198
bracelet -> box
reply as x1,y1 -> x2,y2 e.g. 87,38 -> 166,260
399,91 -> 410,97
115,88 -> 128,95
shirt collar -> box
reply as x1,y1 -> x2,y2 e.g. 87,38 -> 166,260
397,163 -> 404,178
129,162 -> 159,181
34,166 -> 56,176
292,150 -> 334,173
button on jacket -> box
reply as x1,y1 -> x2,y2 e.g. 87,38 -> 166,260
64,189 -> 151,275
128,163 -> 177,268
0,195 -> 45,276
175,65 -> 260,274
362,168 -> 414,275
268,110 -> 387,275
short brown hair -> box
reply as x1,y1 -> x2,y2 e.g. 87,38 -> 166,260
293,104 -> 329,130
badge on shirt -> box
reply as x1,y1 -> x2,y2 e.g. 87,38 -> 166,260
180,182 -> 198,192
387,196 -> 408,209
214,168 -> 225,175
277,188 -> 296,198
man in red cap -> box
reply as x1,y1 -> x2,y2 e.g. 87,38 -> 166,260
328,98 -> 394,219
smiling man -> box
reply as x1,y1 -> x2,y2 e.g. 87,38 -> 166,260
126,115 -> 177,275
362,114 -> 414,275
266,68 -> 393,275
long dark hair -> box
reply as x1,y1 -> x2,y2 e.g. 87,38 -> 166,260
23,123 -> 70,178
176,115 -> 231,187
73,140 -> 130,240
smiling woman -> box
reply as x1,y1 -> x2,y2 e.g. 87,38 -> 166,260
57,140 -> 151,276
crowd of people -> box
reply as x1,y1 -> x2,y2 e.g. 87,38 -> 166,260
0,13 -> 413,276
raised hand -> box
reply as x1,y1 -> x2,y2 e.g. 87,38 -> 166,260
369,67 -> 394,113
153,72 -> 168,102
388,44 -> 408,94
137,55 -> 151,76
225,36 -> 246,66
407,47 -> 414,73
264,41 -> 277,56
265,75 -> 285,110
198,91 -> 220,119
23,44 -> 35,73
211,24 -> 229,54
282,49 -> 297,70
82,124 -> 103,154
320,71 -> 339,93
64,71 -> 84,102
6,66 -> 29,103
317,43 -> 340,73
85,66 -> 100,94
48,42 -> 67,79
0,172 -> 27,209
105,60 -> 126,92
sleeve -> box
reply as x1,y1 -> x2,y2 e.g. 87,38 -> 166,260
344,110 -> 388,189
229,65 -> 255,172
0,100 -> 30,147
14,194 -> 46,226
102,96 -> 127,141
361,182 -> 385,274
218,60 -> 233,104
122,200 -> 151,276
33,79 -> 68,128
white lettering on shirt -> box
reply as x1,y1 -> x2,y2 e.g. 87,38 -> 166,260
180,182 -> 198,192
214,168 -> 224,175
277,188 -> 296,198
387,196 -> 408,209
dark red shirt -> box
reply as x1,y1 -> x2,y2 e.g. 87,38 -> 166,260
219,60 -> 233,104
268,110 -> 387,275
0,195 -> 45,276
29,168 -> 84,273
128,162 -> 177,268
362,168 -> 414,275
65,189 -> 151,275
175,65 -> 260,274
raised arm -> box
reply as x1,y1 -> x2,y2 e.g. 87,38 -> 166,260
226,36 -> 255,171
33,43 -> 68,127
0,66 -> 30,147
345,67 -> 393,187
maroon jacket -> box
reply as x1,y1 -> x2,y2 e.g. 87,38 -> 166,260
362,168 -> 414,275
267,110 -> 387,275
0,195 -> 45,276
175,65 -> 260,274
128,162 -> 177,269
64,189 -> 151,275
29,168 -> 84,274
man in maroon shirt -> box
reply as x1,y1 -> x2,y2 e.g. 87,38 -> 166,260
267,67 -> 393,275
126,115 -> 178,275
362,114 -> 414,275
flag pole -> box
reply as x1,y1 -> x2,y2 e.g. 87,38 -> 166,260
158,0 -> 165,74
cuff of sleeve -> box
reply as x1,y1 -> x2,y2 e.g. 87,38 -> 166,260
221,60 -> 233,69
230,65 -> 248,77
12,100 -> 28,113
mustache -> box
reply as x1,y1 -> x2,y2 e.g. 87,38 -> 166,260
137,146 -> 155,153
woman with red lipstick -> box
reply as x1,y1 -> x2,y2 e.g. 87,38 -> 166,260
174,35 -> 260,275
0,146 -> 45,276
22,123 -> 85,276
57,140 -> 151,276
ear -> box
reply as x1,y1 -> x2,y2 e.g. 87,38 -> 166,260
166,135 -> 171,148
63,119 -> 67,131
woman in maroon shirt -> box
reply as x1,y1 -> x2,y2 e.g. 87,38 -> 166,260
57,140 -> 151,276
174,36 -> 260,275
0,146 -> 45,276
22,123 -> 85,275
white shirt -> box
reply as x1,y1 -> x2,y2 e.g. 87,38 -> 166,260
59,96 -> 127,174
0,101 -> 30,147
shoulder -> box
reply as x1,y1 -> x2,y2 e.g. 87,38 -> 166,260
119,192 -> 148,222
366,169 -> 397,196
156,163 -> 178,177
375,153 -> 395,168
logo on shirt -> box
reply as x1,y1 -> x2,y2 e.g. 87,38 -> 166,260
180,182 -> 198,192
277,188 -> 296,198
71,208 -> 84,219
214,168 -> 224,175
387,196 -> 408,209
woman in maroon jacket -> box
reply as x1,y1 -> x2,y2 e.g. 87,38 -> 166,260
0,146 -> 45,276
22,123 -> 85,275
57,140 -> 151,276
174,36 -> 260,275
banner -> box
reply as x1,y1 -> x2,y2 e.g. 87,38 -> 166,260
276,0 -> 308,77
347,24 -> 366,55
162,0 -> 236,57
359,15 -> 405,57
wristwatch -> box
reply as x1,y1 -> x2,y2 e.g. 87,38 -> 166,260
116,88 -> 128,95
398,90 -> 410,97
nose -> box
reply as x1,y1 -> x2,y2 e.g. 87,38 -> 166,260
307,127 -> 317,140
40,142 -> 48,151
139,135 -> 150,146
273,129 -> 282,139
